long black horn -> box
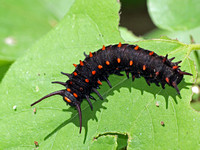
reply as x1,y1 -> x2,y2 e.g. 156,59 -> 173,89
30,90 -> 65,106
75,103 -> 82,133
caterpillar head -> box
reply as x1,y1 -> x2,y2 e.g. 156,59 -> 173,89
63,90 -> 79,106
30,89 -> 82,133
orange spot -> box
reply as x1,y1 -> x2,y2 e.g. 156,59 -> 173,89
85,79 -> 89,83
134,45 -> 139,50
129,60 -> 133,66
89,52 -> 93,57
97,80 -> 102,85
80,60 -> 84,66
64,97 -> 72,103
143,65 -> 146,71
149,51 -> 154,56
73,72 -> 78,76
165,77 -> 170,83
69,81 -> 73,85
73,64 -> 77,67
106,61 -> 110,65
98,65 -> 103,69
118,42 -> 122,47
116,68 -> 119,70
73,93 -> 78,98
117,58 -> 121,63
92,70 -> 96,75
155,72 -> 159,76
102,45 -> 106,50
172,66 -> 178,70
163,58 -> 167,63
67,88 -> 71,92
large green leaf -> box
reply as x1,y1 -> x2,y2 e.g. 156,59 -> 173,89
119,27 -> 143,42
147,0 -> 200,31
0,0 -> 199,149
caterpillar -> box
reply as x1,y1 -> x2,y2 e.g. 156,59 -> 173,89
30,43 -> 192,133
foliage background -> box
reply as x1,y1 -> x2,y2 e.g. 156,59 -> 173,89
0,0 -> 199,149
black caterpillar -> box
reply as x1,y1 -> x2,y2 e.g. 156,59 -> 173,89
31,43 -> 192,133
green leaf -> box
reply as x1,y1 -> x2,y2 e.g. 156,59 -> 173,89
0,0 -> 199,149
119,27 -> 143,42
90,136 -> 118,150
0,0 -> 74,82
0,0 -> 73,61
145,27 -> 200,44
147,0 -> 200,31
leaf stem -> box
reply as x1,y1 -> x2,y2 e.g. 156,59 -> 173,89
190,44 -> 200,51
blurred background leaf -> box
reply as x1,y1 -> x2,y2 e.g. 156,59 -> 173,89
0,0 -> 74,82
147,0 -> 200,31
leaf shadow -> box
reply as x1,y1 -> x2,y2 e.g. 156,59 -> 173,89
44,97 -> 108,143
43,73 -> 192,143
130,77 -> 191,109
